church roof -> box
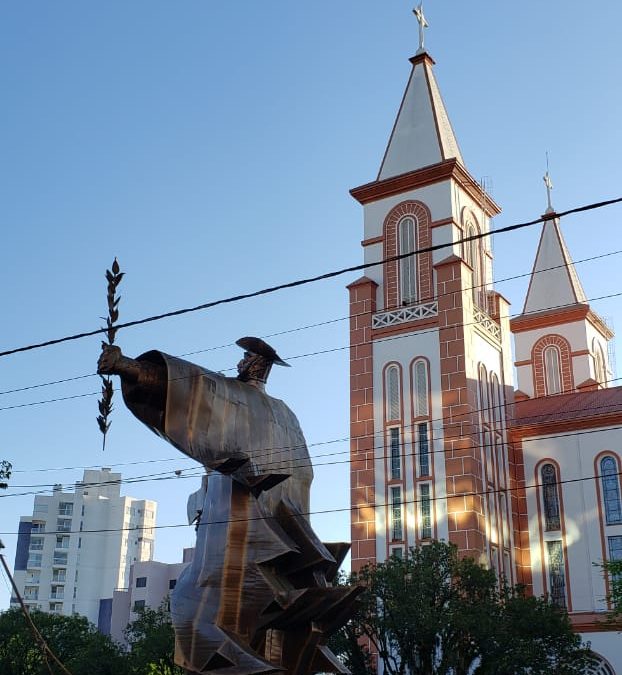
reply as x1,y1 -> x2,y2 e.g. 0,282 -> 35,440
522,214 -> 587,316
377,52 -> 464,181
510,386 -> 622,430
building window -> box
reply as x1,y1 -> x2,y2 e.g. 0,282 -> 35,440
29,538 -> 44,551
56,518 -> 72,533
27,554 -> 42,568
420,484 -> 432,539
136,576 -> 147,588
398,216 -> 417,304
601,456 -> 622,525
543,346 -> 562,395
49,602 -> 63,613
389,547 -> 403,559
56,536 -> 69,549
133,600 -> 145,612
58,502 -> 73,516
389,428 -> 401,480
386,366 -> 401,421
464,223 -> 485,309
169,579 -> 177,590
52,570 -> 66,583
391,486 -> 403,542
31,522 -> 45,534
546,540 -> 566,608
417,422 -> 430,477
609,535 -> 622,562
541,464 -> 561,531
593,339 -> 607,385
413,360 -> 428,418
53,552 -> 68,566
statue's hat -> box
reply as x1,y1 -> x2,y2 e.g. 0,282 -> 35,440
235,337 -> 290,367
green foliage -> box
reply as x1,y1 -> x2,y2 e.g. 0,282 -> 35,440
0,459 -> 12,489
333,542 -> 590,675
125,601 -> 183,675
0,607 -> 129,675
600,558 -> 622,620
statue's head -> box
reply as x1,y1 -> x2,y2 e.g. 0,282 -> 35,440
235,337 -> 289,386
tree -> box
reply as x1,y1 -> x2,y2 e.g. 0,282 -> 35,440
0,460 -> 12,489
0,607 -> 129,675
599,558 -> 622,621
125,601 -> 183,675
335,542 -> 590,675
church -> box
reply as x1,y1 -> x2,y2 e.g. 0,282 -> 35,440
347,8 -> 622,673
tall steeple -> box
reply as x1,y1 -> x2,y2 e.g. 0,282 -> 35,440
377,54 -> 463,180
511,171 -> 613,397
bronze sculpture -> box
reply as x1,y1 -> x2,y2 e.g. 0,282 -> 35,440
98,338 -> 359,674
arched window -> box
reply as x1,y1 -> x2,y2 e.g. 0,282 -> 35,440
543,346 -> 562,395
541,464 -> 561,531
398,217 -> 417,304
412,360 -> 428,418
585,653 -> 615,675
593,339 -> 607,385
386,366 -> 401,421
601,456 -> 622,525
464,223 -> 485,309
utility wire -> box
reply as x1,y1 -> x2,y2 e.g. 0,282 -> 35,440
0,551 -> 73,675
0,468 -> 620,537
2,284 -> 620,414
1,196 -> 620,360
2,242 -> 620,399
4,409 -> 622,500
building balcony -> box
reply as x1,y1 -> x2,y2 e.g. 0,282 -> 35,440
27,557 -> 42,568
50,592 -> 64,600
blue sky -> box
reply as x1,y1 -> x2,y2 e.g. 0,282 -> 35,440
1,2 -> 621,610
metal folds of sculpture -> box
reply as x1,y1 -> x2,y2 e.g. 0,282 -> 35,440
98,338 -> 360,675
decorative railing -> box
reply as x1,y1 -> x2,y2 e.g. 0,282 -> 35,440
473,306 -> 501,342
372,301 -> 438,329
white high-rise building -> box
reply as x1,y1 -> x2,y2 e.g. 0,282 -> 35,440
11,468 -> 156,626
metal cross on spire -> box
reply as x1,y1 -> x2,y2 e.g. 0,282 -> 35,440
543,152 -> 554,212
413,2 -> 429,54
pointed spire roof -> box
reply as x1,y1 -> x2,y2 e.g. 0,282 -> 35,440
522,215 -> 587,315
377,52 -> 464,181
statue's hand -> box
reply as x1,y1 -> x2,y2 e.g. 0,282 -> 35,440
97,344 -> 123,375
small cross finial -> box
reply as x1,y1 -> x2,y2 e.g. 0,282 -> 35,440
543,152 -> 554,212
413,2 -> 429,54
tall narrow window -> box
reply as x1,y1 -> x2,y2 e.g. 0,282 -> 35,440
594,340 -> 607,385
420,484 -> 432,539
390,428 -> 401,480
413,360 -> 428,417
543,346 -> 562,395
391,486 -> 403,541
601,456 -> 622,525
386,366 -> 401,421
418,422 -> 430,477
399,217 -> 417,304
541,464 -> 561,531
546,540 -> 566,607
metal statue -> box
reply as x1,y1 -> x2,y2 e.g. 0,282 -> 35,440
97,338 -> 359,675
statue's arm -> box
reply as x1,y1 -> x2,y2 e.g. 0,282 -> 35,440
97,344 -> 162,383
97,344 -> 168,431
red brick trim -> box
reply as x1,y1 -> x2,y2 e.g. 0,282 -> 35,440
532,334 -> 574,397
349,277 -> 378,572
350,158 -> 502,217
383,200 -> 433,309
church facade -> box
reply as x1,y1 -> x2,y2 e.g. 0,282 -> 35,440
347,35 -> 622,674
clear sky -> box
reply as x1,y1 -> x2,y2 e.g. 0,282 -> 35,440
1,1 -> 621,611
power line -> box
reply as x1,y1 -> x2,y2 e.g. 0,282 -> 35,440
3,405 -> 622,499
1,196 -> 620,360
2,242 -> 620,400
2,283 -> 620,415
0,468 -> 619,538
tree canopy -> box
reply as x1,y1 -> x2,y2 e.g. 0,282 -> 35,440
332,542 -> 591,675
0,607 -> 128,675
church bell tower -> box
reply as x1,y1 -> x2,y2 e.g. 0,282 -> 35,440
348,8 -> 516,580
